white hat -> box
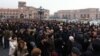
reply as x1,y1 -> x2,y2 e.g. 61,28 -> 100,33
69,36 -> 74,41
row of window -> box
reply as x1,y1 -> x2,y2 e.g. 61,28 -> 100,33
81,14 -> 90,18
61,14 -> 99,19
0,15 -> 36,18
0,16 -> 18,18
0,13 -> 18,15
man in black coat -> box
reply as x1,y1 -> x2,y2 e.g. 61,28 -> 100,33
92,39 -> 100,56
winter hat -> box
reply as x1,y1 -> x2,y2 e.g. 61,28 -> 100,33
69,36 -> 74,41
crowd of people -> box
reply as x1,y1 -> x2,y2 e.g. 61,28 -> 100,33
0,19 -> 100,56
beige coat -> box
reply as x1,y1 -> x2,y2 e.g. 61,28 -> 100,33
9,38 -> 18,56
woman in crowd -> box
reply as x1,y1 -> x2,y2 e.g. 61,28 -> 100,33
17,40 -> 28,56
9,35 -> 18,56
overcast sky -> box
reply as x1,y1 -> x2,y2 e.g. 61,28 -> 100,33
0,0 -> 100,14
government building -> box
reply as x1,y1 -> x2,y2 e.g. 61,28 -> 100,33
0,1 -> 49,19
54,8 -> 100,20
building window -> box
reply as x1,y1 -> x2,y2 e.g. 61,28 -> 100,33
87,14 -> 90,18
10,16 -> 14,18
96,14 -> 98,19
84,14 -> 86,18
3,16 -> 5,18
81,14 -> 86,18
81,14 -> 83,18
20,14 -> 24,18
69,15 -> 70,19
0,14 -> 3,18
62,15 -> 64,18
74,14 -> 76,19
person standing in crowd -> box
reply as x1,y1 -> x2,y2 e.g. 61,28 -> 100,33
40,34 -> 51,56
69,47 -> 81,56
2,30 -> 11,49
0,28 -> 3,47
81,39 -> 100,56
63,35 -> 82,56
92,39 -> 100,56
17,40 -> 28,56
9,35 -> 18,56
31,48 -> 41,56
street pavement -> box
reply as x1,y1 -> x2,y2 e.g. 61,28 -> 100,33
0,46 -> 9,56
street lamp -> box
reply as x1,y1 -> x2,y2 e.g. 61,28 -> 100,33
38,6 -> 44,20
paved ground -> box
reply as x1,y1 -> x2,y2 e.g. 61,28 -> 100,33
0,46 -> 9,56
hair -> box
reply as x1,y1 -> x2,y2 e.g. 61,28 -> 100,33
18,40 -> 26,51
31,48 -> 41,56
12,34 -> 17,40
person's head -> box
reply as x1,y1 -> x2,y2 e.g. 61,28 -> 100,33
71,47 -> 81,56
12,35 -> 17,40
92,31 -> 97,37
18,40 -> 26,49
31,48 -> 41,56
69,36 -> 74,42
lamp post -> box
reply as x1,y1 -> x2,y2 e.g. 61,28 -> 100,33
38,6 -> 44,20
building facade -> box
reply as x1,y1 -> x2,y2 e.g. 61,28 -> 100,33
0,1 -> 49,19
54,8 -> 100,20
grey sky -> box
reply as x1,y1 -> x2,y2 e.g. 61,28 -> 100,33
0,0 -> 100,14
